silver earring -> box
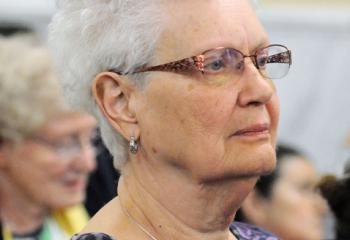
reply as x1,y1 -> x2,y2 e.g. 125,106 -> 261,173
129,136 -> 138,154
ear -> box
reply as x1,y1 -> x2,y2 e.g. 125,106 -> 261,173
92,72 -> 140,141
240,190 -> 269,225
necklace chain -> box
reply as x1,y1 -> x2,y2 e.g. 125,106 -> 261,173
120,203 -> 160,240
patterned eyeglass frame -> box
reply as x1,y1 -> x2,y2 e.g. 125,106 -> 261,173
110,44 -> 292,77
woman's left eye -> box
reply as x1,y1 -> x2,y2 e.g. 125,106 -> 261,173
257,56 -> 268,68
204,59 -> 225,72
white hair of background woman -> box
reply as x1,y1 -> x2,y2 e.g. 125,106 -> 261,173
49,0 -> 165,170
0,35 -> 66,143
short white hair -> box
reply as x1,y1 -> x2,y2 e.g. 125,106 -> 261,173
49,0 -> 165,170
0,35 -> 66,143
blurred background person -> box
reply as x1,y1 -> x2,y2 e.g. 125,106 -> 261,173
0,35 -> 97,239
0,23 -> 120,219
236,144 -> 327,240
318,159 -> 350,240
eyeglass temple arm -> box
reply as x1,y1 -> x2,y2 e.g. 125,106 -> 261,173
108,55 -> 205,75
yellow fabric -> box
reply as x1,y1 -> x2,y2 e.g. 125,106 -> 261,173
52,205 -> 89,236
2,204 -> 89,240
2,227 -> 11,240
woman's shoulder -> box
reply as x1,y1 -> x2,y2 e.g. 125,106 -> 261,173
71,233 -> 115,240
230,221 -> 279,240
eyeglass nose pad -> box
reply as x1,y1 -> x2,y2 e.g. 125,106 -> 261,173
236,60 -> 245,71
242,55 -> 258,69
251,56 -> 258,69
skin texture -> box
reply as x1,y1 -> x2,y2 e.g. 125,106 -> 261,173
89,0 -> 280,239
242,157 -> 328,240
0,112 -> 97,234
135,0 -> 278,182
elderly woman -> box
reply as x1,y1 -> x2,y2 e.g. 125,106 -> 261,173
0,36 -> 97,239
236,144 -> 327,240
49,0 -> 292,239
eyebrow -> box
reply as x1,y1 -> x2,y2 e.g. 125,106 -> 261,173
251,39 -> 270,52
195,37 -> 270,57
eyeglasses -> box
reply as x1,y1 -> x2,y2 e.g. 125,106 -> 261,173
111,44 -> 292,82
31,131 -> 96,159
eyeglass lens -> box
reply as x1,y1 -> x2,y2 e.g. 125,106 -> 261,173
201,45 -> 290,83
33,131 -> 96,158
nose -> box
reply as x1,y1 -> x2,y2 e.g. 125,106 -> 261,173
237,59 -> 275,107
70,141 -> 97,173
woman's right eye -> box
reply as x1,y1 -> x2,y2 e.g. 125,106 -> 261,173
204,59 -> 225,72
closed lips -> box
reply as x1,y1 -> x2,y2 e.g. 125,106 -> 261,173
233,123 -> 270,136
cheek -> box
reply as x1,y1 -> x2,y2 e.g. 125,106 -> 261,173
267,94 -> 279,143
141,80 -> 236,141
48,162 -> 70,178
270,185 -> 311,224
269,190 -> 324,240
24,149 -> 70,180
139,80 -> 238,171
273,184 -> 300,210
43,156 -> 79,181
184,80 -> 241,133
189,89 -> 236,135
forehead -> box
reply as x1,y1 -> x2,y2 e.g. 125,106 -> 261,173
156,0 -> 268,62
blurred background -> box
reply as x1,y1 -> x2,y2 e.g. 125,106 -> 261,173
0,0 -> 349,176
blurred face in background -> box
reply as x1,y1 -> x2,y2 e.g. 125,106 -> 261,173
243,156 -> 327,240
0,112 -> 97,209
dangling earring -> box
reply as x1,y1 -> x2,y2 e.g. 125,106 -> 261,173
129,136 -> 138,154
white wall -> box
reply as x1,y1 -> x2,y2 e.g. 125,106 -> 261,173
0,0 -> 55,38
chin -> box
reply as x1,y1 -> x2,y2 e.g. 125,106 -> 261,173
188,140 -> 276,183
258,151 -> 277,176
231,141 -> 277,178
195,156 -> 275,184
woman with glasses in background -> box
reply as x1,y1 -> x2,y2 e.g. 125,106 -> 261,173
49,0 -> 292,239
236,144 -> 328,240
0,35 -> 97,240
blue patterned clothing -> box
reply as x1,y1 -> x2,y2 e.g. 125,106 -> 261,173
71,221 -> 279,240
230,222 -> 279,240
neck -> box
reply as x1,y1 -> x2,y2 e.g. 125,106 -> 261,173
118,158 -> 257,240
0,174 -> 48,235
